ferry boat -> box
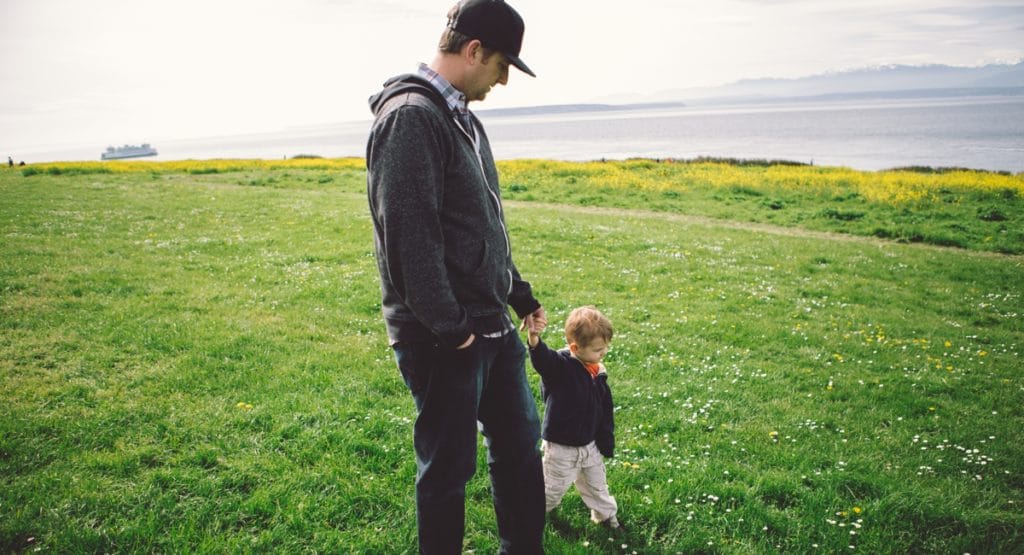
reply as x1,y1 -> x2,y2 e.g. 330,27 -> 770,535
101,143 -> 158,160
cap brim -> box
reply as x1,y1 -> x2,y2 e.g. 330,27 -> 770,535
508,54 -> 536,77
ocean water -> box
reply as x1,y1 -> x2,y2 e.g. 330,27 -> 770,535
16,95 -> 1024,173
481,95 -> 1024,172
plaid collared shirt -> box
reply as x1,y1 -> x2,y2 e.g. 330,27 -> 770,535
418,63 -> 475,139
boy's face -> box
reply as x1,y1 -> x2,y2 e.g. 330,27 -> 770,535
570,337 -> 610,365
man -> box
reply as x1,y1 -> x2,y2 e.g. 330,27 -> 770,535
365,1 -> 546,553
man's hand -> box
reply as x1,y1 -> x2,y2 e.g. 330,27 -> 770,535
519,307 -> 547,334
521,307 -> 547,347
456,333 -> 476,350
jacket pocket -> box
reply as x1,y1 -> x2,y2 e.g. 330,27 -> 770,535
448,238 -> 489,277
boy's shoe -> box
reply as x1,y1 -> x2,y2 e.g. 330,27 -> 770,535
599,516 -> 624,530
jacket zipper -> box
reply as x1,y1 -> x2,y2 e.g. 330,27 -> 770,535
456,115 -> 513,295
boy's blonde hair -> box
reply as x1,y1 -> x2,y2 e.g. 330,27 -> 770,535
564,306 -> 613,347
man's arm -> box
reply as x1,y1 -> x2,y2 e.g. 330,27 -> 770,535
508,262 -> 542,321
367,105 -> 472,349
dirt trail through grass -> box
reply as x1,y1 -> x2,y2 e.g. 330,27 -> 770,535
507,200 -> 1023,260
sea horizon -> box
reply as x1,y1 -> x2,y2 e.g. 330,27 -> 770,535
7,94 -> 1023,174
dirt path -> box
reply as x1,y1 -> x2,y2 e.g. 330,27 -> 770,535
506,200 -> 1022,260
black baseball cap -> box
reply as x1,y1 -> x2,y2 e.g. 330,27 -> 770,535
447,0 -> 536,77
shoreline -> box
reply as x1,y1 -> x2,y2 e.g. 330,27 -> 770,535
6,155 -> 1021,176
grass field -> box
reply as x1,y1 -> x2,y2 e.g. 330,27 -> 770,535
2,160 -> 1022,553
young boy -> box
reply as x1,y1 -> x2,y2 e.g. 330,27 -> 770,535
527,305 -> 620,529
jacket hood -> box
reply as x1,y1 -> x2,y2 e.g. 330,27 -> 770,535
368,74 -> 447,116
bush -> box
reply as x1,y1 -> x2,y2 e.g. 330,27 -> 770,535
978,208 -> 1008,222
821,207 -> 865,221
691,156 -> 810,167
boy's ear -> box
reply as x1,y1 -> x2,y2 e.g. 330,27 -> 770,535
568,343 -> 579,354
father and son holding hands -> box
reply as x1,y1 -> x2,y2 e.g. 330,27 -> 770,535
367,1 -> 620,552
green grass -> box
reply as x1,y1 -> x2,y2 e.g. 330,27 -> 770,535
1,162 -> 1022,553
498,159 -> 1024,255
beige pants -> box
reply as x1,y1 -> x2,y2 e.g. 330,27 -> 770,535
542,440 -> 618,525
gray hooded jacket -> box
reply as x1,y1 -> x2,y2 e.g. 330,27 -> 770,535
366,74 -> 540,348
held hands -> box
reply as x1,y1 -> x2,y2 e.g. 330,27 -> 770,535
521,307 -> 547,347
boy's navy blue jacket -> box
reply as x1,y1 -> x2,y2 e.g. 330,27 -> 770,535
529,338 -> 614,458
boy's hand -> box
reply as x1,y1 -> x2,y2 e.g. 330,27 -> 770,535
520,306 -> 547,334
524,307 -> 546,348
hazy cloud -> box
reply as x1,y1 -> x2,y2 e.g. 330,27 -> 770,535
1,0 -> 1021,152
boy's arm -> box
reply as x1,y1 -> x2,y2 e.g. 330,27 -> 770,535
526,311 -> 547,348
596,377 -> 615,458
527,337 -> 564,384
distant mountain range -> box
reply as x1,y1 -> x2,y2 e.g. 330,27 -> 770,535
477,102 -> 686,118
643,61 -> 1024,103
479,62 -> 1024,118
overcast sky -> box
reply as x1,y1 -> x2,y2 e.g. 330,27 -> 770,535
1,0 -> 1021,151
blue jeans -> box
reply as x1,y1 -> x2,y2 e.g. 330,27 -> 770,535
393,332 -> 545,554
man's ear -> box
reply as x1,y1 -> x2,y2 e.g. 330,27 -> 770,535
463,39 -> 484,63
